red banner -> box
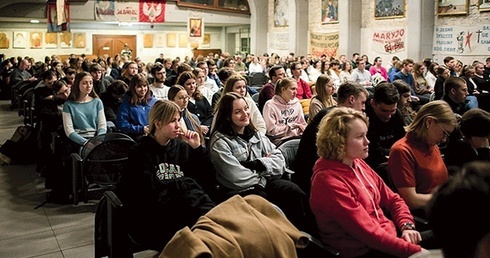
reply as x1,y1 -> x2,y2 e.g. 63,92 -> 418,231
139,0 -> 166,23
47,1 -> 70,32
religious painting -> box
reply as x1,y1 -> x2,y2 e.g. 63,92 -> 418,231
479,0 -> 490,12
30,32 -> 43,49
74,33 -> 86,48
202,33 -> 211,46
322,0 -> 338,24
189,18 -> 202,38
274,0 -> 288,27
167,33 -> 176,48
13,31 -> 27,49
0,32 -> 10,49
45,32 -> 58,48
60,32 -> 72,48
179,33 -> 188,48
375,0 -> 405,19
143,33 -> 154,48
155,33 -> 165,47
437,0 -> 469,16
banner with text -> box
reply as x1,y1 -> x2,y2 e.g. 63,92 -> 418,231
95,0 -> 166,23
433,25 -> 490,55
309,31 -> 339,58
372,28 -> 405,54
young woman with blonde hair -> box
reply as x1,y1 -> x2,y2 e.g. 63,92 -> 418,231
311,107 -> 427,257
116,100 -> 216,251
308,74 -> 337,121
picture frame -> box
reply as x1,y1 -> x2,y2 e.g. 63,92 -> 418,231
202,33 -> 211,46
274,0 -> 288,27
45,32 -> 58,49
375,0 -> 405,19
0,32 -> 10,49
30,32 -> 43,49
437,0 -> 469,16
167,33 -> 176,48
178,33 -> 188,48
322,0 -> 339,24
60,32 -> 72,48
155,33 -> 165,48
189,18 -> 202,38
73,32 -> 86,49
479,0 -> 490,12
143,33 -> 154,48
13,31 -> 27,49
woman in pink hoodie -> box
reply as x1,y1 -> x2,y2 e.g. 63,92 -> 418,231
262,77 -> 307,146
310,107 -> 427,258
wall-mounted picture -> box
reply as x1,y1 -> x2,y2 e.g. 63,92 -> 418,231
375,0 -> 405,19
189,18 -> 202,37
30,32 -> 43,49
74,33 -> 86,48
0,32 -> 10,49
179,33 -> 188,48
13,31 -> 27,49
437,0 -> 469,16
274,0 -> 288,27
45,32 -> 58,48
322,0 -> 338,24
202,33 -> 210,45
143,33 -> 154,48
60,32 -> 72,48
155,33 -> 165,47
167,33 -> 176,48
479,0 -> 490,12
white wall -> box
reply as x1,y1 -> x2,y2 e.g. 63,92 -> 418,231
0,1 -> 251,62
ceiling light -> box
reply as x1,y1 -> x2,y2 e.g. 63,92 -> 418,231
30,20 -> 40,23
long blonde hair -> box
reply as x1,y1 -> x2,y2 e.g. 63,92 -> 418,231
406,100 -> 457,140
313,74 -> 337,108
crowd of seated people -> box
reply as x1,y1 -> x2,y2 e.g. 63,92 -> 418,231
2,51 -> 490,257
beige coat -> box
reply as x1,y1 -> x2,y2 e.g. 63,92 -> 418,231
160,194 -> 308,258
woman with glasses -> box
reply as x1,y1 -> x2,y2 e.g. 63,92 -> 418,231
388,100 -> 457,218
308,74 -> 336,122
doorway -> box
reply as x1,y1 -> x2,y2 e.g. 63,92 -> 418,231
92,35 -> 137,60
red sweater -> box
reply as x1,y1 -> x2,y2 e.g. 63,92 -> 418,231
295,77 -> 312,100
310,158 -> 421,258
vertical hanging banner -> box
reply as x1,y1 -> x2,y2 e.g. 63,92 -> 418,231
115,1 -> 139,22
310,31 -> 339,58
371,28 -> 405,54
140,1 -> 166,23
95,0 -> 116,21
95,0 -> 166,23
47,0 -> 70,32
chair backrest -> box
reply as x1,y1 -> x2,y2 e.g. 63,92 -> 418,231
277,138 -> 301,171
251,93 -> 260,106
81,133 -> 136,184
429,92 -> 436,102
250,72 -> 268,86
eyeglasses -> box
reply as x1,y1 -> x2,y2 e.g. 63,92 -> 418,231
436,122 -> 451,139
